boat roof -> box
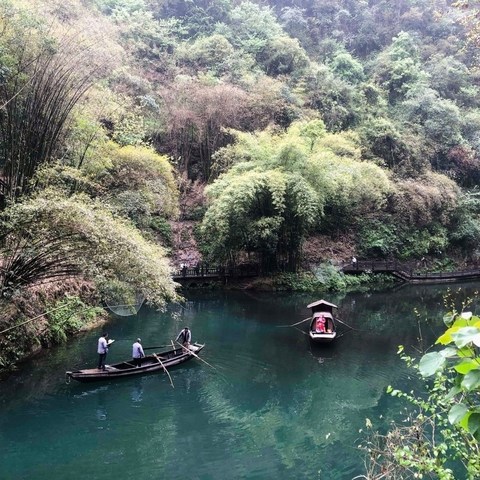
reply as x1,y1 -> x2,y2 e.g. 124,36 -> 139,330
307,299 -> 338,309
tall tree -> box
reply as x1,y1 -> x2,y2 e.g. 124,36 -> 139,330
0,2 -> 111,207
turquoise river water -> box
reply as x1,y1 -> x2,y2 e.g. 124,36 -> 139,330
1,282 -> 478,480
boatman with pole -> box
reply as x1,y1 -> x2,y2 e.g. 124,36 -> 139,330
176,326 -> 192,348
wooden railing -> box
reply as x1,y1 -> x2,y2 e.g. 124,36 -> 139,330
172,264 -> 260,280
172,260 -> 480,283
342,260 -> 480,282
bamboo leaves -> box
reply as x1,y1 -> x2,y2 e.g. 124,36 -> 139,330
0,191 -> 178,308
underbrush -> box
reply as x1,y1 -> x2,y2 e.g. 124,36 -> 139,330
271,263 -> 396,292
0,288 -> 104,372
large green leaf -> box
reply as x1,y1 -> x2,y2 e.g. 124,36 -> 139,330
419,352 -> 446,377
438,347 -> 458,358
443,312 -> 455,326
468,413 -> 480,435
448,403 -> 469,425
461,369 -> 480,390
451,327 -> 480,348
452,317 -> 470,328
454,359 -> 479,375
445,385 -> 461,400
436,326 -> 460,345
458,346 -> 475,358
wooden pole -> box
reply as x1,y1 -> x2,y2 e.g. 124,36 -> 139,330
143,345 -> 171,350
153,353 -> 174,388
276,317 -> 311,328
174,341 -> 216,370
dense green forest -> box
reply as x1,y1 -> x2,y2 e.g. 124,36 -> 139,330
1,0 -> 480,367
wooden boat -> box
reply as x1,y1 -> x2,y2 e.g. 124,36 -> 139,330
307,300 -> 337,343
66,343 -> 205,383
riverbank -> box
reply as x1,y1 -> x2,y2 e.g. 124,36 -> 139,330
0,279 -> 106,374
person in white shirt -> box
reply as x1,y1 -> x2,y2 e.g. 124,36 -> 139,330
132,338 -> 145,367
97,332 -> 109,371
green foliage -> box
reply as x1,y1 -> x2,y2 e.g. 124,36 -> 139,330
0,0 -> 110,206
330,52 -> 365,84
0,190 -> 178,308
391,172 -> 460,228
45,296 -> 102,344
201,168 -> 318,269
420,310 -> 480,440
303,64 -> 362,131
206,121 -> 392,262
358,220 -> 399,257
92,143 -> 179,222
149,216 -> 173,247
0,305 -> 40,370
358,219 -> 450,259
401,88 -> 464,152
313,263 -> 374,291
364,305 -> 480,478
256,36 -> 309,77
373,32 -> 428,103
272,264 -> 387,292
216,1 -> 283,56
449,192 -> 480,254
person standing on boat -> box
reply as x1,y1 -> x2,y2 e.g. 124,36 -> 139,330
176,326 -> 192,348
97,332 -> 109,371
132,338 -> 145,367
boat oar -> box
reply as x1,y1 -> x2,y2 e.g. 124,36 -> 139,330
293,326 -> 309,337
153,353 -> 175,389
174,340 -> 217,370
335,316 -> 367,332
276,317 -> 311,328
143,345 -> 172,350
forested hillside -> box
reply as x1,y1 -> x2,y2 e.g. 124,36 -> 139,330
1,0 -> 480,367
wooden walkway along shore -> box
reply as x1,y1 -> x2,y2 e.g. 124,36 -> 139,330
172,260 -> 480,285
172,265 -> 260,283
342,260 -> 480,283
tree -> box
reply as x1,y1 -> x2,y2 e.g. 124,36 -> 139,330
373,31 -> 428,104
303,64 -> 363,132
0,190 -> 178,308
91,143 -> 179,224
0,1 -> 113,208
156,78 -> 248,180
201,169 -> 319,271
330,52 -> 365,84
256,36 -> 309,77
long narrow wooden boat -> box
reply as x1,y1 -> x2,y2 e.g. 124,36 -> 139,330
66,343 -> 205,383
307,300 -> 338,343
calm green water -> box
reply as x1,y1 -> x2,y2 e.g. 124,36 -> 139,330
1,283 -> 478,480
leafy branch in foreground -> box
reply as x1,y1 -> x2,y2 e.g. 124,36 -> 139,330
360,303 -> 480,479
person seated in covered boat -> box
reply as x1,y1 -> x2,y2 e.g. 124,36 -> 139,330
315,315 -> 326,333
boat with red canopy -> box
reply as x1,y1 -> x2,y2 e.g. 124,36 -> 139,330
307,299 -> 337,343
